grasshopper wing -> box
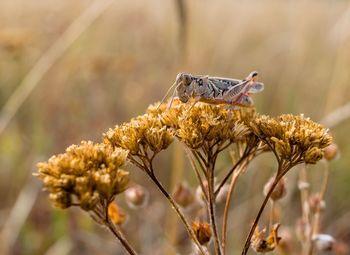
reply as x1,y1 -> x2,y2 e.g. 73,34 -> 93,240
222,80 -> 249,100
249,82 -> 264,93
208,77 -> 240,90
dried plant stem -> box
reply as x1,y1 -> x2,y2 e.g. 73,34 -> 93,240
269,201 -> 275,231
186,148 -> 208,202
241,166 -> 285,255
221,168 -> 240,254
103,202 -> 138,255
308,162 -> 329,255
214,149 -> 251,197
319,161 -> 330,203
147,170 -> 206,255
299,164 -> 310,221
299,164 -> 312,255
207,162 -> 222,255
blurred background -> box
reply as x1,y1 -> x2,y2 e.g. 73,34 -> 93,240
0,0 -> 350,254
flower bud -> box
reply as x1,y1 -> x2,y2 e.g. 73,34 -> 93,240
191,221 -> 212,245
323,143 -> 338,161
305,147 -> 323,164
124,184 -> 149,209
173,182 -> 195,208
263,177 -> 286,201
312,234 -> 335,252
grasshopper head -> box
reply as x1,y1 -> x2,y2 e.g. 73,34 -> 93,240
175,73 -> 193,103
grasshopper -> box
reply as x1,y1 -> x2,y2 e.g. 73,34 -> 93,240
158,71 -> 264,110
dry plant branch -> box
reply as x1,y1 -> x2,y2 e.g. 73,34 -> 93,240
36,101 -> 332,255
138,158 -> 207,255
241,165 -> 286,255
221,160 -> 248,254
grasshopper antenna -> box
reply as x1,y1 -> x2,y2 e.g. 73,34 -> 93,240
167,81 -> 183,110
157,81 -> 178,110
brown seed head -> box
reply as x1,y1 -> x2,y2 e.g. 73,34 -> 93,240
104,114 -> 173,155
250,114 -> 332,164
151,101 -> 254,149
191,221 -> 212,245
35,141 -> 129,210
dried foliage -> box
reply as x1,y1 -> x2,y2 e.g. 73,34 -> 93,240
35,99 -> 333,255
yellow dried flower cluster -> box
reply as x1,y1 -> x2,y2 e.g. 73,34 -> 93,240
149,100 -> 254,150
36,141 -> 129,210
104,114 -> 174,155
250,114 -> 332,164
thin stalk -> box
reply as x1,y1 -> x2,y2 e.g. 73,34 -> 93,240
319,161 -> 330,200
147,170 -> 206,255
207,161 -> 222,255
241,169 -> 284,255
186,148 -> 208,202
311,161 -> 330,237
215,149 -> 251,197
299,164 -> 312,255
269,201 -> 275,232
103,202 -> 138,255
221,168 -> 240,254
195,150 -> 208,168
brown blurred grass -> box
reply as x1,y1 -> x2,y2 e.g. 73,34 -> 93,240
0,0 -> 350,254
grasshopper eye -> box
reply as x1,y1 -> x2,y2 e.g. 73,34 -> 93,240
184,75 -> 193,86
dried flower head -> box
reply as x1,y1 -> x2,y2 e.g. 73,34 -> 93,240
151,100 -> 254,150
35,141 -> 129,210
104,114 -> 173,155
251,224 -> 281,253
191,221 -> 212,245
250,114 -> 332,164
